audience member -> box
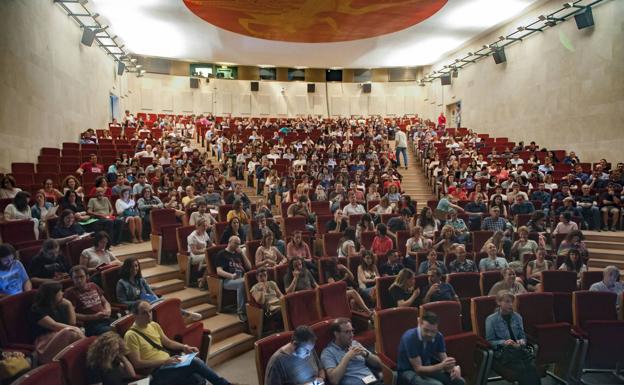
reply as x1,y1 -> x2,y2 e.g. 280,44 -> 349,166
215,236 -> 252,321
422,268 -> 459,304
28,239 -> 70,285
488,268 -> 527,296
389,268 -> 421,308
0,243 -> 32,297
86,331 -> 137,385
64,265 -> 113,336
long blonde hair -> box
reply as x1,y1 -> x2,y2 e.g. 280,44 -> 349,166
86,332 -> 125,370
390,268 -> 415,291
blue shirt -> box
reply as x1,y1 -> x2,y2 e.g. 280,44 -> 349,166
485,311 -> 526,348
397,327 -> 446,372
423,282 -> 457,302
321,341 -> 373,385
0,260 -> 29,296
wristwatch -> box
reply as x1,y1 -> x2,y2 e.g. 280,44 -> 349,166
364,350 -> 370,358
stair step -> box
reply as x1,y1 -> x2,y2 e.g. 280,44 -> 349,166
584,231 -> 624,243
142,265 -> 181,284
585,240 -> 624,251
588,258 -> 624,269
185,303 -> 218,319
161,287 -> 210,308
151,279 -> 186,295
112,242 -> 153,261
201,313 -> 247,342
207,333 -> 255,367
138,257 -> 157,269
587,248 -> 624,257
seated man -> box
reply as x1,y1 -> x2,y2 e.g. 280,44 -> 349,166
397,311 -> 464,385
203,183 -> 224,212
448,244 -> 477,273
464,194 -> 488,230
0,243 -> 32,298
64,265 -> 112,336
125,300 -> 238,385
321,318 -> 382,385
131,173 -> 152,197
252,213 -> 285,254
422,268 -> 459,304
509,194 -> 535,217
287,195 -> 316,233
343,192 -> 366,216
479,243 -> 509,272
76,154 -> 104,175
379,250 -> 404,277
480,207 -> 512,256
590,265 -> 624,310
216,236 -> 252,322
265,325 -> 326,385
327,209 -> 349,233
87,187 -> 123,245
387,209 -> 411,243
225,182 -> 252,213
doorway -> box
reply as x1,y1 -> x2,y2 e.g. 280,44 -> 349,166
446,101 -> 461,129
110,93 -> 120,122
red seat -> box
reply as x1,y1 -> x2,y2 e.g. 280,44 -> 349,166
111,313 -> 135,336
315,214 -> 333,235
317,281 -> 374,347
421,301 -> 488,385
12,362 -> 63,385
175,225 -> 195,285
374,275 -> 396,310
100,265 -> 127,311
64,236 -> 94,267
396,230 -> 410,258
360,231 -> 376,250
11,163 -> 35,174
579,271 -> 603,290
254,331 -> 293,385
573,291 -> 624,370
283,216 -> 307,238
541,270 -> 577,292
205,244 -> 234,311
150,208 -> 181,264
470,295 -> 497,343
41,147 -> 61,157
374,307 -> 420,384
37,163 -> 60,173
309,318 -> 335,357
280,289 -> 322,331
245,239 -> 262,269
515,292 -> 577,378
218,204 -> 233,222
56,336 -> 97,385
0,290 -> 37,353
472,231 -> 494,253
381,213 -> 399,224
480,271 -> 501,296
244,268 -> 280,338
0,220 -> 37,249
152,298 -> 211,361
322,232 -> 342,258
310,200 -> 331,216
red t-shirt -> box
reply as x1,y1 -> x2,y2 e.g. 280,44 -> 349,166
64,282 -> 106,315
79,162 -> 104,174
372,236 -> 393,256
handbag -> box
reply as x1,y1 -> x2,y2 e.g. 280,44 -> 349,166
0,351 -> 31,380
494,344 -> 536,366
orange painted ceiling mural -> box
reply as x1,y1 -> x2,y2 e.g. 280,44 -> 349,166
183,0 -> 448,43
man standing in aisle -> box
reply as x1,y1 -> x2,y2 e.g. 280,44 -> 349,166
395,127 -> 408,170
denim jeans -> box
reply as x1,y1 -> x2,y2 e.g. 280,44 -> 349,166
396,147 -> 408,167
150,357 -> 230,385
399,370 -> 465,385
223,278 -> 246,316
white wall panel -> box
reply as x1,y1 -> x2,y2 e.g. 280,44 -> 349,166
369,96 -> 385,115
387,95 -> 404,116
161,90 -> 173,111
258,95 -> 270,115
239,94 -> 251,115
313,95 -> 325,116
180,91 -> 193,112
140,88 -> 153,110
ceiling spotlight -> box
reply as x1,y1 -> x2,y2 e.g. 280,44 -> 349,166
467,52 -> 473,56
482,44 -> 490,49
499,36 -> 506,41
135,65 -> 142,69
517,26 -> 525,31
563,2 -> 573,8
78,0 -> 88,5
140,70 -> 146,74
130,58 -> 137,63
91,13 -> 99,18
538,15 -> 547,21
545,20 -> 557,27
455,59 -> 460,63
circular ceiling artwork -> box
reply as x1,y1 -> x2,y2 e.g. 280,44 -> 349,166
183,0 -> 448,43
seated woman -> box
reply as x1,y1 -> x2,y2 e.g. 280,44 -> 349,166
42,179 -> 63,203
80,231 -> 121,274
371,223 -> 393,257
509,226 -> 540,271
284,256 -> 318,294
0,175 -> 21,199
4,191 -> 39,239
61,175 -> 85,199
88,176 -> 113,198
29,239 -> 70,285
481,230 -> 507,257
86,331 -> 137,385
418,249 -> 448,275
187,218 -> 213,288
255,231 -> 286,268
557,230 -> 589,260
189,199 -> 216,240
553,212 -> 578,236
558,249 -> 587,286
385,184 -> 401,204
137,187 -> 164,235
432,225 -> 458,256
59,190 -> 90,222
355,213 -> 375,240
226,199 -> 250,231
28,281 -> 84,364
486,291 -> 540,385
115,187 -> 142,243
51,209 -> 86,245
368,196 -> 393,222
488,268 -> 527,296
250,266 -> 284,318
323,255 -> 373,316
404,226 -> 432,271
414,207 -> 440,239
286,230 -> 312,262
337,227 -> 360,259
357,250 -> 379,306
31,190 -> 57,235
525,249 -> 552,291
220,217 -> 246,245
389,268 -> 421,308
116,257 -> 201,321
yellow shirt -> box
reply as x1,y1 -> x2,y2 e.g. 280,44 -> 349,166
226,210 -> 249,224
124,321 -> 170,362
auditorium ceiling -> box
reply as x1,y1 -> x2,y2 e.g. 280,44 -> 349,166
90,0 -> 543,68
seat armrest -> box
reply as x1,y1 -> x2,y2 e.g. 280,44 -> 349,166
378,353 -> 396,369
